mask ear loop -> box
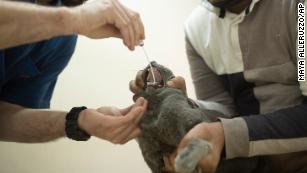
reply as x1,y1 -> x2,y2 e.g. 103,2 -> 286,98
215,0 -> 243,18
245,2 -> 251,15
219,8 -> 226,18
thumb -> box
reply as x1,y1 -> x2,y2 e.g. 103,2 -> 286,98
97,106 -> 122,116
167,76 -> 187,95
124,106 -> 145,124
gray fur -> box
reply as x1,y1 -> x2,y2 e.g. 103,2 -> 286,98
136,62 -> 307,173
136,62 -> 224,173
175,139 -> 212,173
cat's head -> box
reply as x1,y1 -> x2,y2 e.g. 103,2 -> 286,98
143,61 -> 175,90
132,61 -> 175,102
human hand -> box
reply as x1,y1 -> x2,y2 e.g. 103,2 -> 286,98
129,70 -> 187,95
163,122 -> 225,173
70,0 -> 145,50
77,97 -> 147,144
166,76 -> 187,96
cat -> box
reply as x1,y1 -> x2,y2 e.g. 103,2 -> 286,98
135,61 -> 225,173
134,62 -> 307,173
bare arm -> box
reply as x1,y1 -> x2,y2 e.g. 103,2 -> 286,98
0,97 -> 147,143
0,0 -> 145,50
0,101 -> 66,143
0,1 -> 74,49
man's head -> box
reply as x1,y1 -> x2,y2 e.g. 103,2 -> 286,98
208,0 -> 242,8
207,0 -> 252,14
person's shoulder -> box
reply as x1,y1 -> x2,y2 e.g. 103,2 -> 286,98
184,1 -> 218,41
185,3 -> 213,31
184,2 -> 215,57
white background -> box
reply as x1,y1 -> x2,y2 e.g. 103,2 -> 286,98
0,0 -> 199,172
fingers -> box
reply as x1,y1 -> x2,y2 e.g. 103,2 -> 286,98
125,10 -> 144,50
129,10 -> 145,47
108,98 -> 147,144
111,1 -> 131,48
97,97 -> 147,117
129,80 -> 142,94
81,98 -> 147,144
111,123 -> 140,144
162,124 -> 207,173
121,97 -> 146,114
112,0 -> 144,50
129,70 -> 145,94
74,0 -> 145,47
167,76 -> 186,90
167,76 -> 187,95
121,127 -> 141,144
132,94 -> 140,102
119,105 -> 132,115
97,106 -> 122,116
122,97 -> 147,123
99,106 -> 142,144
120,96 -> 147,115
137,15 -> 145,41
111,108 -> 144,143
174,123 -> 220,173
134,97 -> 147,108
136,70 -> 146,86
163,154 -> 177,172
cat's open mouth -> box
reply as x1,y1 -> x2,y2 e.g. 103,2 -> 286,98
144,62 -> 165,89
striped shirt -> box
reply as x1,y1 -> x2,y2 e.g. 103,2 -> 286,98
185,0 -> 307,159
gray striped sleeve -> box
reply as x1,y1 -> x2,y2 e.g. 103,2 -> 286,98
185,35 -> 237,116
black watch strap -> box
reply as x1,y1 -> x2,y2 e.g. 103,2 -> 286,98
65,106 -> 91,141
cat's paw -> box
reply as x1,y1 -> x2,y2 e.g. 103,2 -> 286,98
175,139 -> 212,173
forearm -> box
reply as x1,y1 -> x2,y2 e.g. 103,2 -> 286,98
185,36 -> 237,116
0,101 -> 67,143
220,97 -> 307,159
0,1 -> 76,49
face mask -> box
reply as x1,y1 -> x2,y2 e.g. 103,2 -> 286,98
209,0 -> 242,9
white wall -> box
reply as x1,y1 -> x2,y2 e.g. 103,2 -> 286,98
0,0 -> 200,172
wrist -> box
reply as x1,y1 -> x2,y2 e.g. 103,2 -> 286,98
199,122 -> 225,153
210,122 -> 225,153
77,108 -> 90,133
66,106 -> 91,141
77,108 -> 99,136
54,6 -> 79,36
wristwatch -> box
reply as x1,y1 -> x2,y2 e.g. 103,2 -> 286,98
65,106 -> 91,141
